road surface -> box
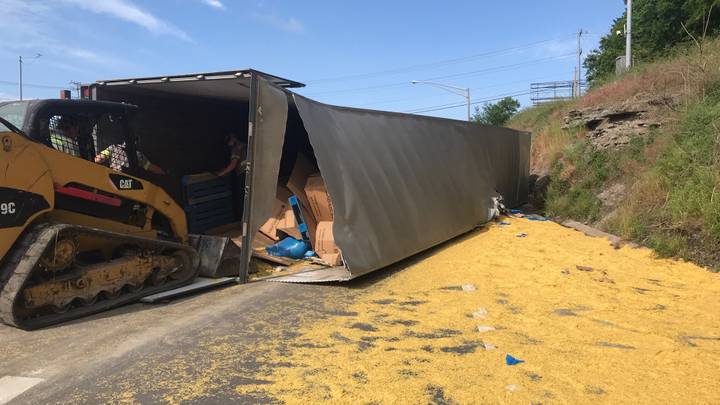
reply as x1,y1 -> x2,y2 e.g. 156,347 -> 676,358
1,217 -> 718,404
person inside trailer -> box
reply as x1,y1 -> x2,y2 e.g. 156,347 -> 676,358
215,133 -> 248,177
215,133 -> 248,218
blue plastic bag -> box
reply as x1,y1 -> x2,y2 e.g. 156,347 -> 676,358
505,354 -> 525,366
266,237 -> 309,259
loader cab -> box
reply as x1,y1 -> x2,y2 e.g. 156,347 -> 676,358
6,99 -> 145,175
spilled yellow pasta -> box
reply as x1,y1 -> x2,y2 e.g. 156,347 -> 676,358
239,218 -> 720,404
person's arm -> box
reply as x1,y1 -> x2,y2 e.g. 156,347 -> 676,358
215,158 -> 238,177
146,162 -> 166,175
137,151 -> 166,175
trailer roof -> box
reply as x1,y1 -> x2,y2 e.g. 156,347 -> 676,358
94,69 -> 304,88
90,69 -> 303,102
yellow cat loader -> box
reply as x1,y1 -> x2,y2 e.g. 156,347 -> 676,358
0,99 -> 241,330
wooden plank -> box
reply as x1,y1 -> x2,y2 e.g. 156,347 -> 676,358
252,250 -> 295,266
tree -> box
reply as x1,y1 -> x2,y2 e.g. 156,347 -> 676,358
584,15 -> 626,83
584,0 -> 720,83
471,97 -> 520,126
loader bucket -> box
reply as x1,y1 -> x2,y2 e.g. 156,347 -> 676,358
188,235 -> 246,281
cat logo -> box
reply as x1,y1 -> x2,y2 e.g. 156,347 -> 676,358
119,179 -> 134,189
109,174 -> 143,191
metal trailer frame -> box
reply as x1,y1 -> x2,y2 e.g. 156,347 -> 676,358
88,69 -> 530,283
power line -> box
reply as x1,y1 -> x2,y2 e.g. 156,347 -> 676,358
304,34 -> 576,83
304,53 -> 576,97
420,53 -> 575,82
0,80 -> 65,90
353,73 -> 566,108
403,89 -> 536,114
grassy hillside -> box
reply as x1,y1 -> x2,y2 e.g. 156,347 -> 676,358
510,38 -> 720,271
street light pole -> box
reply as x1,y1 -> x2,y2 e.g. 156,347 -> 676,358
411,80 -> 471,121
19,56 -> 23,101
626,0 -> 633,69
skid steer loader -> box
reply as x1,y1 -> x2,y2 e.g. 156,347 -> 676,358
0,99 -> 242,330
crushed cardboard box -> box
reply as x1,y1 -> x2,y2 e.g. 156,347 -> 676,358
258,185 -> 294,240
286,153 -> 316,217
315,221 -> 342,266
305,174 -> 334,221
258,199 -> 286,241
276,208 -> 302,240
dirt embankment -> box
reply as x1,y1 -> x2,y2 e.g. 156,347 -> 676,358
510,38 -> 720,271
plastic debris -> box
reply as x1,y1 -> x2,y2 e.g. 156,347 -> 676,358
524,215 -> 549,222
477,325 -> 496,333
482,342 -> 496,350
505,384 -> 518,392
266,237 -> 309,259
471,308 -> 488,319
500,221 -> 511,226
304,250 -> 317,258
461,284 -> 477,292
510,209 -> 523,214
505,354 -> 525,366
516,233 -> 528,238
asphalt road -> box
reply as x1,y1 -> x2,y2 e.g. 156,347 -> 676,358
2,217 -> 719,404
0,277 -> 363,404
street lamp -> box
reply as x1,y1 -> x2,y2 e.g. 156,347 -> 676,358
411,80 -> 471,121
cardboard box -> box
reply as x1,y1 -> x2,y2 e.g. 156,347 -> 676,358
258,185 -> 293,240
303,205 -> 318,248
304,175 -> 334,221
276,208 -> 302,240
319,252 -> 342,266
315,221 -> 342,266
258,198 -> 285,240
286,153 -> 317,221
276,185 -> 293,204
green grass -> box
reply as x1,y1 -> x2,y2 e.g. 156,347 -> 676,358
603,95 -> 720,269
524,36 -> 720,271
544,140 -> 621,223
508,101 -> 568,130
656,99 -> 720,242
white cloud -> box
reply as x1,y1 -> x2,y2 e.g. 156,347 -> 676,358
0,92 -> 14,102
254,14 -> 305,33
61,0 -> 191,41
0,0 -> 136,76
202,0 -> 225,9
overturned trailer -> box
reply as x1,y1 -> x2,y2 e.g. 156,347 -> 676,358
87,70 -> 529,282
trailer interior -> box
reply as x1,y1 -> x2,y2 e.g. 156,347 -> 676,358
89,70 -> 330,273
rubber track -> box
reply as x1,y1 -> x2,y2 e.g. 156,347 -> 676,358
0,223 -> 199,330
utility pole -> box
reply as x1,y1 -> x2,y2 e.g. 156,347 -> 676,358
18,56 -> 23,101
69,81 -> 82,99
18,53 -> 41,101
626,0 -> 633,69
575,29 -> 585,98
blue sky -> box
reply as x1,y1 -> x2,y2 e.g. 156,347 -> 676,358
1,0 -> 625,120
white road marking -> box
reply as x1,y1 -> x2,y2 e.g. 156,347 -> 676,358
0,376 -> 44,405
